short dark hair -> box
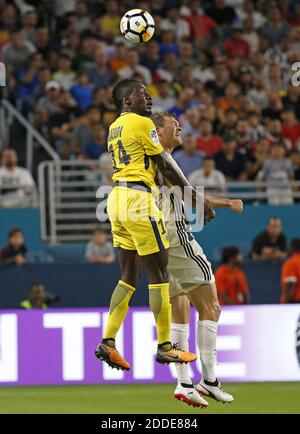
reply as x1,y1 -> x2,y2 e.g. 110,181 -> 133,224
112,79 -> 141,111
291,238 -> 300,253
8,228 -> 23,238
151,112 -> 175,128
93,228 -> 106,235
30,281 -> 44,293
222,246 -> 240,264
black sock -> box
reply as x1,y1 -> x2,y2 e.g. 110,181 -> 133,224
181,383 -> 194,388
204,378 -> 219,387
102,338 -> 115,347
158,341 -> 172,351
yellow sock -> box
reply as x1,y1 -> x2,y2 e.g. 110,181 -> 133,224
148,283 -> 171,344
103,280 -> 135,339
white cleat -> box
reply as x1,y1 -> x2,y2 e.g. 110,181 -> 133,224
195,380 -> 234,404
174,384 -> 209,408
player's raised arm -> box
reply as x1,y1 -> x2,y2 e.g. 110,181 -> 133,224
151,152 -> 215,223
205,196 -> 244,213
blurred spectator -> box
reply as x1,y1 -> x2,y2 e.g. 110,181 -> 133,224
196,118 -> 223,156
0,228 -> 27,265
289,151 -> 300,181
0,149 -> 36,207
35,80 -> 62,127
224,26 -> 251,59
215,246 -> 249,305
214,135 -> 247,180
118,49 -> 152,85
259,143 -> 294,205
69,1 -> 91,34
15,52 -> 43,112
246,138 -> 270,180
70,71 -> 93,112
53,54 -> 75,91
206,0 -> 237,26
173,134 -> 204,177
247,112 -> 266,143
236,0 -> 266,29
260,5 -> 289,45
99,0 -> 119,41
85,228 -> 115,264
188,156 -> 226,193
20,282 -> 48,309
183,0 -> 217,38
109,42 -> 128,72
281,239 -> 300,303
20,10 -> 38,44
251,217 -> 287,260
152,80 -> 176,112
280,108 -> 300,149
2,29 -> 35,71
83,124 -> 106,160
88,49 -> 112,89
161,6 -> 190,40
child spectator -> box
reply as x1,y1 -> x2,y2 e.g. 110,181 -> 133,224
0,228 -> 27,265
85,228 -> 115,264
215,246 -> 249,305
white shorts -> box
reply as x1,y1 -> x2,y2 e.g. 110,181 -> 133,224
168,238 -> 215,298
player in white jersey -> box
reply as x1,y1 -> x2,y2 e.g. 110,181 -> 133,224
152,113 -> 243,408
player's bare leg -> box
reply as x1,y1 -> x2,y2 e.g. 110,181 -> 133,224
171,295 -> 208,408
95,248 -> 140,371
142,250 -> 197,365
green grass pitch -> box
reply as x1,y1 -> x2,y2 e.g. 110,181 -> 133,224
0,383 -> 299,414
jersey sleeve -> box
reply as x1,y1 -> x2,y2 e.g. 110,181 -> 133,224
281,260 -> 298,284
138,117 -> 164,156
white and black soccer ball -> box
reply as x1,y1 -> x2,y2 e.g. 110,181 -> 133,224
120,9 -> 155,44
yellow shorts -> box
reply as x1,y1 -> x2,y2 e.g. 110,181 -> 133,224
107,185 -> 169,256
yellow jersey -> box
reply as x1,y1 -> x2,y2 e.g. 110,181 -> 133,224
107,112 -> 163,189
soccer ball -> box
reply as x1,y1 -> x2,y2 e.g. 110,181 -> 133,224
120,9 -> 155,44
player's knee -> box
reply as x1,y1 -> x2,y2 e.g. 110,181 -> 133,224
201,302 -> 221,321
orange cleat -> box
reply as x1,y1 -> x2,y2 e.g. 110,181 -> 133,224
156,343 -> 197,365
95,342 -> 130,371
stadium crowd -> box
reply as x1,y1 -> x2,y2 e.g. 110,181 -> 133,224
0,0 -> 300,200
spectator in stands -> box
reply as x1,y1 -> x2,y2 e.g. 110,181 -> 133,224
69,1 -> 91,34
259,143 -> 294,205
20,282 -> 48,309
281,108 -> 300,150
70,71 -> 93,112
2,29 -> 36,71
152,80 -> 176,112
251,217 -> 287,260
224,26 -> 251,59
290,151 -> 300,182
161,6 -> 190,40
281,239 -> 300,303
206,0 -> 237,26
0,228 -> 27,265
99,0 -> 120,41
196,118 -> 223,156
35,80 -> 62,127
118,49 -> 152,85
215,246 -> 249,305
20,10 -> 38,44
260,5 -> 289,45
85,228 -> 115,264
88,49 -> 112,89
173,134 -> 204,177
83,124 -> 106,160
183,0 -> 217,38
214,134 -> 247,180
246,138 -> 270,180
0,149 -> 36,207
53,54 -> 75,91
188,156 -> 226,193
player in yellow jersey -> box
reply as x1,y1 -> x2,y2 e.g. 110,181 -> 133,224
95,79 -> 215,371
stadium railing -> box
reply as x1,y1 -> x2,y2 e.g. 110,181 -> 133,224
0,99 -> 59,172
38,160 -> 300,245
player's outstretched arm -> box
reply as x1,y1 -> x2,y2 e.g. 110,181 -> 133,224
205,196 -> 244,213
151,152 -> 215,223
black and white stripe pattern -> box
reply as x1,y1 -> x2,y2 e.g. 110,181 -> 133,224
170,193 -> 212,282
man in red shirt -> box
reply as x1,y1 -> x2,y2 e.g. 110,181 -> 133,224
196,118 -> 223,156
281,108 -> 300,149
224,27 -> 251,59
183,0 -> 217,38
215,246 -> 249,305
281,239 -> 300,303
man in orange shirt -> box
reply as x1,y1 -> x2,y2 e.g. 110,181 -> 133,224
281,239 -> 300,303
215,247 -> 249,305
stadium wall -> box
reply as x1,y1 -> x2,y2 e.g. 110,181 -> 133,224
0,260 -> 282,308
0,306 -> 299,386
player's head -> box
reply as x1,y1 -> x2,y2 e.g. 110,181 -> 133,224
291,238 -> 300,254
221,246 -> 243,266
151,112 -> 182,150
112,79 -> 152,116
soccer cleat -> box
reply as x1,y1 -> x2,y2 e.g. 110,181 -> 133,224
156,343 -> 197,365
174,384 -> 209,408
195,379 -> 234,403
95,342 -> 130,371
